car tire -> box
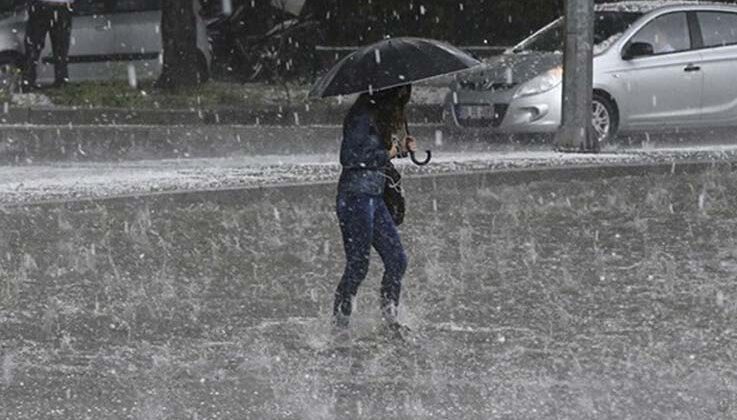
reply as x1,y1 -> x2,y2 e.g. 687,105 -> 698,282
592,92 -> 618,146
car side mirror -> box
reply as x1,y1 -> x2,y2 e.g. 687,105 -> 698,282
622,42 -> 654,60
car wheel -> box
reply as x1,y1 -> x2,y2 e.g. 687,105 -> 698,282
0,58 -> 22,95
592,92 -> 618,145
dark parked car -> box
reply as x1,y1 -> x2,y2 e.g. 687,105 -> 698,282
206,0 -> 323,82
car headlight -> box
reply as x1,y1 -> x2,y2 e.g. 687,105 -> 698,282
513,66 -> 563,99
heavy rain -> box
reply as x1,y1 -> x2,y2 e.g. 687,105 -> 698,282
3,0 -> 737,419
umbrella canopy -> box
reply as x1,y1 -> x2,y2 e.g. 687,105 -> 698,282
309,37 -> 481,99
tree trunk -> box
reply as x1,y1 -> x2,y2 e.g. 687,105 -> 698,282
157,0 -> 204,90
555,0 -> 597,152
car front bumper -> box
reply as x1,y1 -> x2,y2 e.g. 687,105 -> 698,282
447,85 -> 562,134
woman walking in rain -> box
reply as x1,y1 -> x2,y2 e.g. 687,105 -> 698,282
308,37 -> 478,337
333,85 -> 417,335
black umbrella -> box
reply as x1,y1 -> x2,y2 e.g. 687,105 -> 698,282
309,37 -> 481,99
309,37 -> 480,165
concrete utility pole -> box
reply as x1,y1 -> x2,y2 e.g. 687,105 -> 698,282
555,0 -> 598,152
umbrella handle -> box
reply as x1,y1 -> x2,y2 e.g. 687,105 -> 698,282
410,150 -> 431,166
403,119 -> 431,165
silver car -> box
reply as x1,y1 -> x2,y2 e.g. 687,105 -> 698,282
447,1 -> 737,144
0,0 -> 211,87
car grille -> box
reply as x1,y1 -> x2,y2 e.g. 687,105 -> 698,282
458,80 -> 518,92
455,103 -> 509,128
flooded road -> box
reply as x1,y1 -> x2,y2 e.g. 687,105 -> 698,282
3,163 -> 737,419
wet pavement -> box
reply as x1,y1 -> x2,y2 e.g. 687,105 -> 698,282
3,140 -> 737,205
2,160 -> 737,419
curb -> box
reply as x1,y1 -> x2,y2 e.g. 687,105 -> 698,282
0,103 -> 445,126
0,124 -> 450,163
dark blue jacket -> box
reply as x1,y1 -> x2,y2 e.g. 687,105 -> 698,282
337,103 -> 389,196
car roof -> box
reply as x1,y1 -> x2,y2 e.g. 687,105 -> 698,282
594,1 -> 735,14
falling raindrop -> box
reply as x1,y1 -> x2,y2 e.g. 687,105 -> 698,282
374,49 -> 381,64
434,129 -> 443,146
221,0 -> 232,15
504,67 -> 512,84
652,95 -> 657,108
127,64 -> 137,89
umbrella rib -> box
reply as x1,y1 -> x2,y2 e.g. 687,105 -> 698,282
309,37 -> 481,99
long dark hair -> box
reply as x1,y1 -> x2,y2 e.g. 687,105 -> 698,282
352,85 -> 412,149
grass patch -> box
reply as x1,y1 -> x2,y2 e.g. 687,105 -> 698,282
41,80 -> 311,110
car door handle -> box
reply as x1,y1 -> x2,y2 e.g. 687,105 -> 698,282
684,64 -> 701,72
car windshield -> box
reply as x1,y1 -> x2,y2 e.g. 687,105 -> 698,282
514,11 -> 643,54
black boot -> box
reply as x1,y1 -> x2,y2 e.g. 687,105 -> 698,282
333,292 -> 352,328
380,300 -> 410,340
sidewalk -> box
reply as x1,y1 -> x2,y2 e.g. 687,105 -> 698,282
0,83 -> 450,162
4,145 -> 737,206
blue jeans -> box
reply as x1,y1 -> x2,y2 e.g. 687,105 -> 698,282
334,192 -> 408,319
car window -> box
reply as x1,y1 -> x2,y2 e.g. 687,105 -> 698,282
514,12 -> 642,54
629,12 -> 691,55
113,0 -> 160,13
698,12 -> 737,48
593,11 -> 642,54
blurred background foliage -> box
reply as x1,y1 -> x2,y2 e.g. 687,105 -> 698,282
316,0 -> 564,46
